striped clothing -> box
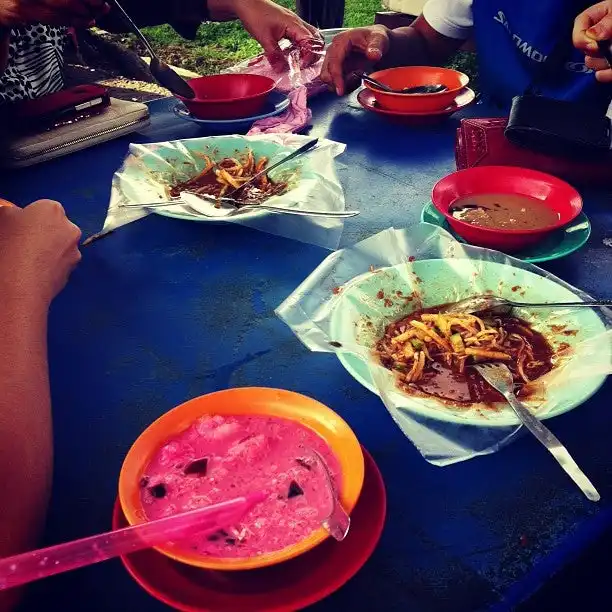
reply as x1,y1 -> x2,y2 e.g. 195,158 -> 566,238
0,25 -> 67,104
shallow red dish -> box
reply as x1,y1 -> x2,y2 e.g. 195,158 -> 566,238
113,447 -> 386,612
364,66 -> 469,113
431,166 -> 583,252
178,74 -> 276,120
357,87 -> 475,125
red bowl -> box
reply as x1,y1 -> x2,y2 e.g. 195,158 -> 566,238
431,166 -> 583,252
364,66 -> 469,113
178,74 -> 276,120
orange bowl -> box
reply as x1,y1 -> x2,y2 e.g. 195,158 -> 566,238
364,66 -> 469,113
119,387 -> 364,571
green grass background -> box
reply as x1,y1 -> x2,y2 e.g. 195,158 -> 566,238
141,0 -> 383,73
140,0 -> 477,84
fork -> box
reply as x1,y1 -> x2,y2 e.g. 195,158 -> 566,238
473,363 -> 600,502
441,295 -> 612,316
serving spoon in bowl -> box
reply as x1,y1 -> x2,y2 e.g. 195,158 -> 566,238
439,295 -> 612,316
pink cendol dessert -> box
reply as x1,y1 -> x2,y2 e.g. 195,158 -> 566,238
140,414 -> 341,558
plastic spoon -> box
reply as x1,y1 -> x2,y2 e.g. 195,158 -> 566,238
0,492 -> 266,591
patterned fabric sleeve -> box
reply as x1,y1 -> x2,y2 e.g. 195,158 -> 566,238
0,25 -> 67,104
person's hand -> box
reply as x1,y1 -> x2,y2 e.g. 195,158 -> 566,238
0,200 -> 81,307
573,1 -> 612,83
0,0 -> 109,28
320,26 -> 390,96
232,0 -> 320,58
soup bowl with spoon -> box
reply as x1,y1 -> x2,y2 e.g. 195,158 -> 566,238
363,66 -> 469,113
432,166 -> 583,252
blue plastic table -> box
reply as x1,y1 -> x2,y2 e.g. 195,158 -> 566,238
3,93 -> 612,612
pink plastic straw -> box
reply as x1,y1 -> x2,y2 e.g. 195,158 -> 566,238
0,492 -> 266,590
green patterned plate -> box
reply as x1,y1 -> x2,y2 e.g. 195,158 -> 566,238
420,201 -> 591,263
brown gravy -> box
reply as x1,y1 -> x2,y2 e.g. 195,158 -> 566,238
377,306 -> 554,406
450,193 -> 559,231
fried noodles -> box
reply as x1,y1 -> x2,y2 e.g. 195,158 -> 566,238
169,150 -> 288,206
377,308 -> 554,403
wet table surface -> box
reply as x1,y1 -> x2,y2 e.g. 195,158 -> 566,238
3,92 -> 612,612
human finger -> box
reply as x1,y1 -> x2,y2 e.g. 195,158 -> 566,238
573,2 -> 608,52
585,54 -> 610,70
26,198 -> 66,216
587,9 -> 612,40
321,31 -> 368,95
595,66 -> 612,81
363,29 -> 388,62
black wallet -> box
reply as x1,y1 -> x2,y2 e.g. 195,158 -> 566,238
505,94 -> 611,159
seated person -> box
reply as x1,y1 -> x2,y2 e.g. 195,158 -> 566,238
321,0 -> 612,112
0,0 -> 318,104
0,199 -> 81,611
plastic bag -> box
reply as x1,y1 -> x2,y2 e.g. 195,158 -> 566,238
276,225 -> 612,465
91,133 -> 346,250
224,38 -> 327,98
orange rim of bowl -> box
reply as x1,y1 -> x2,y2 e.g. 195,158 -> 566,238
366,66 -> 470,98
118,387 -> 365,571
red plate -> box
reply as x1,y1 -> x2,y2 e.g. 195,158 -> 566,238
357,87 -> 476,125
113,447 -> 386,612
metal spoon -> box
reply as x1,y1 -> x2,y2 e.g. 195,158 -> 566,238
361,74 -> 394,92
120,196 -> 359,219
361,74 -> 448,95
110,0 -> 195,99
474,363 -> 599,502
438,295 -> 612,316
304,450 -> 350,541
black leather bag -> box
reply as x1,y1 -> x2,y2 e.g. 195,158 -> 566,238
504,11 -> 611,160
505,94 -> 611,158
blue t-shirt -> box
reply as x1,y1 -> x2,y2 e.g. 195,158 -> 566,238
426,0 -> 612,111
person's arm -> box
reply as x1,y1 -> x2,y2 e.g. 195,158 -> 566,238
0,283 -> 53,611
0,200 -> 81,612
97,0 -> 318,51
321,0 -> 472,95
381,16 -> 466,68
